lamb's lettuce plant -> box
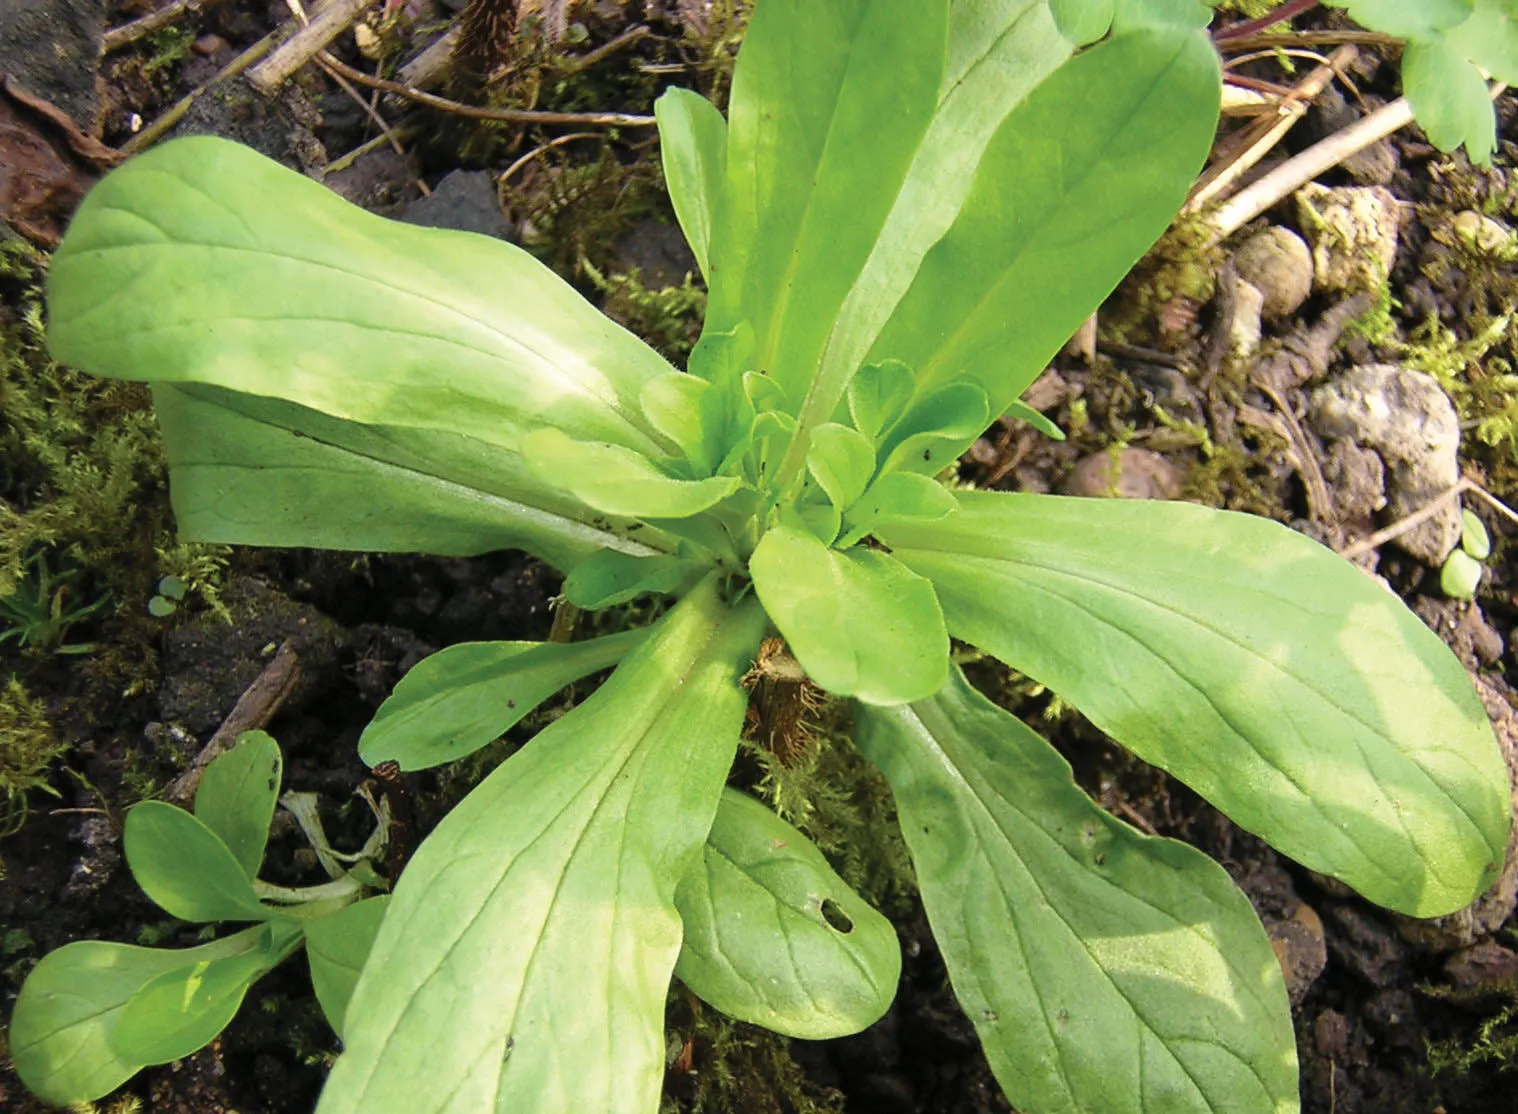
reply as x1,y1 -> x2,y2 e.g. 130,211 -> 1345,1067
9,732 -> 388,1104
26,1 -> 1510,1112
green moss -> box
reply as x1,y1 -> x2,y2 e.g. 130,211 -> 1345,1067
583,261 -> 706,363
662,1010 -> 845,1114
0,677 -> 65,836
1428,999 -> 1518,1078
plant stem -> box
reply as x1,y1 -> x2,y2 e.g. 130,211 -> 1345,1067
1212,0 -> 1320,43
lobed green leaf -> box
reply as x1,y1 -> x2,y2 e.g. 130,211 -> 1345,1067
856,668 -> 1297,1114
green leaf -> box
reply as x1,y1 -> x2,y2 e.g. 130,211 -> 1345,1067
1049,0 -> 1114,41
125,801 -> 272,923
1461,508 -> 1493,560
318,577 -> 767,1114
674,789 -> 900,1039
806,423 -> 877,511
114,920 -> 302,1063
194,729 -> 281,881
359,629 -> 646,771
564,550 -> 711,609
1448,0 -> 1518,83
749,524 -> 947,705
48,137 -> 674,458
305,896 -> 391,1036
1004,397 -> 1066,440
706,0 -> 950,410
639,373 -> 725,476
8,928 -> 273,1104
1335,0 -> 1473,38
883,490 -> 1511,917
1403,38 -> 1498,163
839,471 -> 957,547
867,28 -> 1219,416
855,668 -> 1298,1114
153,383 -> 665,570
522,428 -> 741,519
846,359 -> 916,443
1442,548 -> 1484,600
655,87 -> 727,281
879,382 -> 990,476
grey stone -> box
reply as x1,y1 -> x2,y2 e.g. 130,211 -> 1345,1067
0,0 -> 106,129
1309,364 -> 1461,563
1296,183 -> 1401,295
401,170 -> 515,240
1235,226 -> 1314,319
1060,448 -> 1183,501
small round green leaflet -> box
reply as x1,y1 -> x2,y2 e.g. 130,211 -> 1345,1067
1461,508 -> 1492,559
1442,548 -> 1484,600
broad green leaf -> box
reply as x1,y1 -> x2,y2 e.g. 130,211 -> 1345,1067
359,629 -> 646,771
883,491 -> 1510,917
318,577 -> 767,1114
846,359 -> 916,443
806,423 -> 877,511
124,801 -> 271,923
522,428 -> 741,519
1448,0 -> 1518,84
153,383 -> 665,570
564,550 -> 710,609
8,928 -> 271,1104
194,730 -> 281,881
1049,0 -> 1113,41
855,669 -> 1297,1114
305,896 -> 391,1036
655,87 -> 727,280
1403,38 -> 1499,164
839,471 -> 957,547
1334,0 -> 1473,38
867,28 -> 1219,416
707,0 -> 950,410
49,137 -> 673,458
749,524 -> 947,705
114,920 -> 302,1063
674,789 -> 901,1039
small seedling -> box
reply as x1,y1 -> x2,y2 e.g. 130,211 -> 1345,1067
8,732 -> 390,1105
147,574 -> 187,618
1442,508 -> 1493,599
0,549 -> 109,656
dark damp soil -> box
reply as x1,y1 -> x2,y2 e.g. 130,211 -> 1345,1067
3,3 -> 1518,1113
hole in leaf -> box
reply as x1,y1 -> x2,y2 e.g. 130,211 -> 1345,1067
820,899 -> 853,934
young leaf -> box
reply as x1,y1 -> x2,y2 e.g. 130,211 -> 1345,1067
879,382 -> 990,476
8,928 -> 274,1105
358,629 -> 646,771
124,802 -> 272,923
866,28 -> 1219,416
318,577 -> 768,1114
838,471 -> 956,547
114,919 -> 303,1063
806,423 -> 877,512
846,359 -> 916,443
749,524 -> 947,705
1004,397 -> 1066,441
706,0 -> 950,408
522,428 -> 741,519
194,730 -> 281,881
883,491 -> 1511,917
674,788 -> 901,1039
640,373 -> 725,476
305,896 -> 391,1036
153,383 -> 665,570
564,550 -> 710,610
48,137 -> 674,458
655,87 -> 727,281
855,669 -> 1298,1114
1402,37 -> 1499,164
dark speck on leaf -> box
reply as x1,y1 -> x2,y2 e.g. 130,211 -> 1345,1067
922,449 -> 932,461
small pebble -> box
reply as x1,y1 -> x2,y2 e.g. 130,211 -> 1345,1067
192,33 -> 229,55
1296,183 -> 1401,295
1234,226 -> 1313,318
1060,448 -> 1182,501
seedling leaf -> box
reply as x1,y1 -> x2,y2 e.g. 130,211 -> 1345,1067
124,802 -> 272,923
194,729 -> 282,881
655,87 -> 727,281
305,896 -> 391,1036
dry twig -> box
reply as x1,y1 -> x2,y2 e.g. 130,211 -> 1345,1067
247,0 -> 374,96
121,29 -> 278,155
103,0 -> 224,53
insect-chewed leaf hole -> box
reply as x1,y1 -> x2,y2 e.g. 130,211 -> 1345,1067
819,898 -> 854,934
